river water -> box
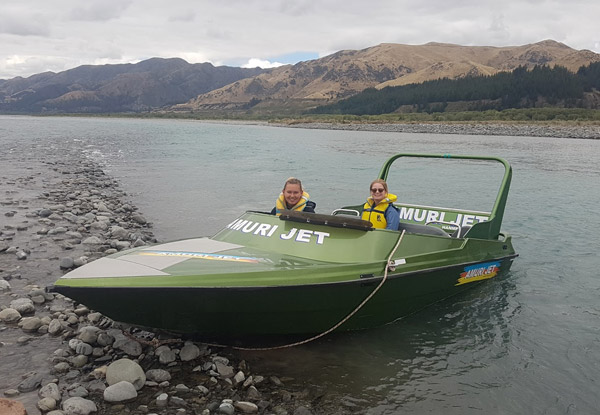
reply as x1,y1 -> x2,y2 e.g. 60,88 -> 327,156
1,115 -> 599,414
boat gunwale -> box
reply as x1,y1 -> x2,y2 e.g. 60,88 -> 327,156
50,253 -> 518,292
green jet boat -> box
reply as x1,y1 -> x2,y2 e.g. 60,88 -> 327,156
50,153 -> 518,340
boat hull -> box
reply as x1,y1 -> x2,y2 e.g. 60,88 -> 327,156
52,255 -> 517,338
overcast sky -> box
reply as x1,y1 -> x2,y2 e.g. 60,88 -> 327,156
1,0 -> 599,80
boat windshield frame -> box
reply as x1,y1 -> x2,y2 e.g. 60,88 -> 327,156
377,153 -> 512,240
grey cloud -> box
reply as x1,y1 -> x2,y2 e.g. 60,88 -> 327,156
69,0 -> 133,22
0,13 -> 50,36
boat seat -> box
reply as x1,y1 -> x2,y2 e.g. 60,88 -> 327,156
398,222 -> 451,237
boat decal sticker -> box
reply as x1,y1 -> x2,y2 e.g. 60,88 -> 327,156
139,250 -> 260,263
398,206 -> 489,228
456,261 -> 500,285
279,228 -> 329,244
226,219 -> 330,245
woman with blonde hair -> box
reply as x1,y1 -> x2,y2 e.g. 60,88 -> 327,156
361,179 -> 400,230
271,177 -> 316,215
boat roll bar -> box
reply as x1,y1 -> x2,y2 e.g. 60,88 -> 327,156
378,153 -> 512,241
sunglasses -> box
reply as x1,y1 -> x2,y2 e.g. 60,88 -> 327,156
370,188 -> 385,193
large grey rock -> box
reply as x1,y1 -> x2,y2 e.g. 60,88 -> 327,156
103,381 -> 137,402
106,358 -> 146,390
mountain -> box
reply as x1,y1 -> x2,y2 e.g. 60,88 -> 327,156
176,40 -> 600,113
0,58 -> 266,113
2,40 -> 599,114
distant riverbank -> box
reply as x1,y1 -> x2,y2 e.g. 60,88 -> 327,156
273,121 -> 600,139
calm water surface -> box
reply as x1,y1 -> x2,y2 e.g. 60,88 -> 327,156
1,116 -> 599,414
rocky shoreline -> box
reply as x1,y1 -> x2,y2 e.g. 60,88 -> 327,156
0,155 -> 319,414
277,121 -> 600,139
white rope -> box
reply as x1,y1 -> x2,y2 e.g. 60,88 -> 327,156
205,229 -> 407,351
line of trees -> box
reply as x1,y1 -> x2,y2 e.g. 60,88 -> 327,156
310,62 -> 600,115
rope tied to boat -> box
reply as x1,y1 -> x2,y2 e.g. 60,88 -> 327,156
219,229 -> 407,351
118,231 -> 406,352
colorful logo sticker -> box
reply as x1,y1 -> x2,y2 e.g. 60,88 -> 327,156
456,261 -> 500,286
140,251 -> 260,263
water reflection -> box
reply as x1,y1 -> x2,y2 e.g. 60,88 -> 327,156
238,274 -> 518,413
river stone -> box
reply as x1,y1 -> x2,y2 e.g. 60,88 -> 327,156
233,371 -> 246,386
112,337 -> 142,357
156,393 -> 168,408
131,213 -> 147,224
234,401 -> 259,414
158,349 -> 177,364
0,308 -> 21,323
19,316 -> 43,332
39,382 -> 61,401
0,279 -> 11,291
110,226 -> 129,239
247,385 -> 260,399
180,343 -> 201,361
62,397 -> 97,415
96,331 -> 115,347
78,326 -> 100,344
75,342 -> 93,356
215,361 -> 234,378
3,390 -> 19,398
48,319 -> 65,335
38,208 -> 53,217
115,241 -> 131,250
146,369 -> 171,383
103,381 -> 137,402
37,397 -> 57,412
71,354 -> 89,368
73,256 -> 88,267
17,372 -> 44,392
60,257 -> 75,269
218,402 -> 235,415
106,358 -> 146,390
67,385 -> 89,398
9,298 -> 35,314
54,362 -> 71,373
293,406 -> 314,415
170,396 -> 187,407
82,236 -> 102,245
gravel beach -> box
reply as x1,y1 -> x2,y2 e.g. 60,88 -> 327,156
277,121 -> 600,139
0,146 -> 319,415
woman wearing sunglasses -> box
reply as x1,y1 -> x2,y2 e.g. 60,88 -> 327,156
361,179 -> 400,230
271,177 -> 316,216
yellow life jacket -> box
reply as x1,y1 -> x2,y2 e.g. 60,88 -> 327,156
361,193 -> 398,229
275,191 -> 310,216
